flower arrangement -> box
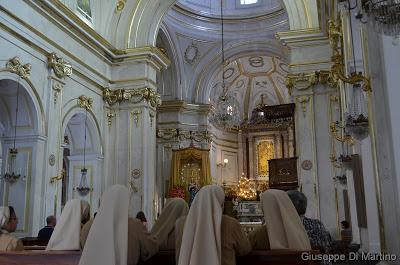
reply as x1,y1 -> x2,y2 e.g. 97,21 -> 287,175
169,186 -> 186,199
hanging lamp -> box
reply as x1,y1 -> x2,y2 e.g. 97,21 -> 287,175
210,0 -> 241,130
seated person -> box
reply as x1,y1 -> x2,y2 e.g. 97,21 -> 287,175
79,185 -> 158,265
150,198 -> 188,250
287,190 -> 332,253
136,211 -> 148,230
340,220 -> 352,249
46,199 -> 90,250
80,212 -> 97,248
37,215 -> 56,241
175,185 -> 251,265
249,189 -> 311,251
0,206 -> 24,251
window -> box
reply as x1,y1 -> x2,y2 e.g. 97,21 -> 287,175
77,0 -> 92,21
240,0 -> 258,5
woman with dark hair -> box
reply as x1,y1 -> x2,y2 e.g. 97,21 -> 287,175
136,211 -> 148,230
0,206 -> 24,251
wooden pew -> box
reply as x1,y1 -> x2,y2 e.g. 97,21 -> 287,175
0,251 -> 81,265
0,250 -> 318,265
140,250 -> 319,265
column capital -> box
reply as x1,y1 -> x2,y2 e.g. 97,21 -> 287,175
286,70 -> 338,95
103,87 -> 161,108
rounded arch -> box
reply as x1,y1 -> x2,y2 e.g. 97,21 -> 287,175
61,106 -> 103,156
124,0 -> 320,48
0,73 -> 45,136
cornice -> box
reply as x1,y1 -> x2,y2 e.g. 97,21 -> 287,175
157,100 -> 211,114
19,1 -> 169,67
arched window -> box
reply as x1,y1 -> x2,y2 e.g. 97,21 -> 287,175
77,0 -> 92,21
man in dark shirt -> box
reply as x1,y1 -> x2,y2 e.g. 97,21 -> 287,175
37,215 -> 56,241
287,190 -> 332,254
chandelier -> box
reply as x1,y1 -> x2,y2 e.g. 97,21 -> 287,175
76,110 -> 91,196
210,0 -> 241,130
361,0 -> 400,37
3,80 -> 26,183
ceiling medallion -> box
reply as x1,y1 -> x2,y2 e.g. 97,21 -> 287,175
184,42 -> 199,65
223,68 -> 235,79
249,56 -> 264,67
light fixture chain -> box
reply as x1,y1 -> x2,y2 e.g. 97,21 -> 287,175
83,109 -> 88,169
13,79 -> 20,150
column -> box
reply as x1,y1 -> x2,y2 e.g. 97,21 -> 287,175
103,47 -> 169,227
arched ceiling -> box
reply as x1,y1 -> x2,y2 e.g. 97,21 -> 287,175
64,113 -> 99,155
208,55 -> 290,120
0,79 -> 38,137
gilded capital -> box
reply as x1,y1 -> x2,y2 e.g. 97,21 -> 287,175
123,87 -> 162,107
103,88 -> 124,105
286,70 -> 337,95
78,95 -> 93,111
48,52 -> 72,78
103,87 -> 161,107
6,57 -> 31,79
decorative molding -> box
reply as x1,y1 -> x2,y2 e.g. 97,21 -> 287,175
328,20 -> 371,92
149,113 -> 154,128
330,122 -> 354,145
286,70 -> 338,95
106,112 -> 116,127
157,129 -> 212,143
47,52 -> 72,78
103,87 -> 161,107
5,57 -> 31,79
116,0 -> 126,12
52,82 -> 62,104
184,42 -> 199,65
296,96 -> 310,117
130,109 -> 142,127
78,95 -> 93,110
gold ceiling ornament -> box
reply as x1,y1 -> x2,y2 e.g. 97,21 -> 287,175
6,57 -> 32,79
47,52 -> 72,79
286,70 -> 338,95
116,0 -> 126,12
78,95 -> 93,111
328,20 -> 371,92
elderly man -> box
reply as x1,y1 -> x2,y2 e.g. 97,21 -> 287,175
287,190 -> 332,254
38,215 -> 56,241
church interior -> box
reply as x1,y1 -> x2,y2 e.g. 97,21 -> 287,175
1,0 -> 400,264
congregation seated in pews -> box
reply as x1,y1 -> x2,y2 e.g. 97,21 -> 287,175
0,185 -> 325,265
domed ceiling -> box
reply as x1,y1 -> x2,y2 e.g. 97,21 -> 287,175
208,55 -> 290,120
176,0 -> 283,19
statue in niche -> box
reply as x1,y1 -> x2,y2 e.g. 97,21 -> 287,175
257,140 -> 275,177
179,160 -> 201,205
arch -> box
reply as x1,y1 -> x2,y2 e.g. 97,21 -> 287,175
124,0 -> 320,48
61,106 -> 103,155
0,73 -> 45,136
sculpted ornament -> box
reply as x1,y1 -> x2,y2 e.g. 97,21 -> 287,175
103,87 -> 161,108
184,43 -> 199,65
78,95 -> 93,111
6,57 -> 31,79
48,52 -> 72,79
